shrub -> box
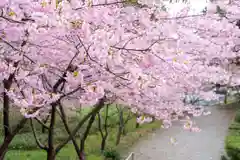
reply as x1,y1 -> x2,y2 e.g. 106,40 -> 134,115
103,148 -> 121,160
235,110 -> 240,123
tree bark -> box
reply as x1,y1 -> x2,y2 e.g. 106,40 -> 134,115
47,150 -> 56,160
151,116 -> 155,123
101,137 -> 107,151
56,98 -> 105,153
30,119 -> 48,150
41,115 -> 49,133
3,85 -> 10,138
116,109 -> 124,146
0,136 -> 12,160
47,104 -> 57,160
97,105 -> 109,152
79,113 -> 97,160
0,75 -> 26,160
58,103 -> 81,159
136,121 -> 139,128
136,115 -> 140,128
3,78 -> 13,138
0,118 -> 27,160
97,113 -> 104,151
122,111 -> 132,136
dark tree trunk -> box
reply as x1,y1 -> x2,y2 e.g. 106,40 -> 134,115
0,134 -> 12,160
122,127 -> 126,136
47,151 -> 56,160
97,109 -> 109,152
41,115 -> 49,133
42,125 -> 45,133
0,75 -> 24,160
55,98 -> 105,154
79,114 -> 97,160
58,103 -> 81,159
3,78 -> 13,138
116,110 -> 124,146
102,105 -> 109,151
3,85 -> 10,138
136,115 -> 140,128
122,111 -> 132,136
151,116 -> 155,123
101,137 -> 107,151
0,118 -> 27,160
80,152 -> 85,160
47,104 -> 57,160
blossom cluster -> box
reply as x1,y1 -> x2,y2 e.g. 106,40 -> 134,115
0,0 -> 239,129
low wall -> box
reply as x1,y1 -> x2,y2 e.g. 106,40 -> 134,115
225,109 -> 240,160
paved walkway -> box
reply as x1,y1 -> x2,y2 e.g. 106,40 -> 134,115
129,106 -> 236,160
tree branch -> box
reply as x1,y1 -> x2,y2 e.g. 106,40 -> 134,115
55,97 -> 105,153
30,119 -> 48,151
34,118 -> 50,130
58,102 -> 81,158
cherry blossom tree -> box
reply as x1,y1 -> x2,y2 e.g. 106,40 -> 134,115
0,0 -> 240,159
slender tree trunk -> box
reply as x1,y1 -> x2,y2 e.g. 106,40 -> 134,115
47,104 -> 57,160
122,127 -> 126,136
79,114 -> 96,160
3,78 -> 14,137
3,82 -> 10,138
41,115 -> 49,133
58,103 -> 81,159
0,76 -> 18,160
136,115 -> 140,128
101,136 -> 107,151
116,110 -> 124,146
151,116 -> 155,123
42,125 -> 45,133
136,121 -> 139,128
122,111 -> 132,136
121,118 -> 125,136
55,98 -> 105,153
97,112 -> 104,152
0,118 -> 27,160
224,94 -> 228,104
47,151 -> 56,160
101,105 -> 109,151
1,83 -> 10,158
98,105 -> 109,152
0,135 -> 12,160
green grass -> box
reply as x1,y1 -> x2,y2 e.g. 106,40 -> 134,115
225,109 -> 240,160
235,110 -> 240,123
1,105 -> 161,160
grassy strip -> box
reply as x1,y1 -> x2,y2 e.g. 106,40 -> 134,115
5,119 -> 161,160
1,106 -> 161,160
225,109 -> 240,160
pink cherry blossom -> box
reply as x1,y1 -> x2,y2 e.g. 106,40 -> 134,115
0,0 -> 239,128
0,0 -> 8,8
3,27 -> 22,42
